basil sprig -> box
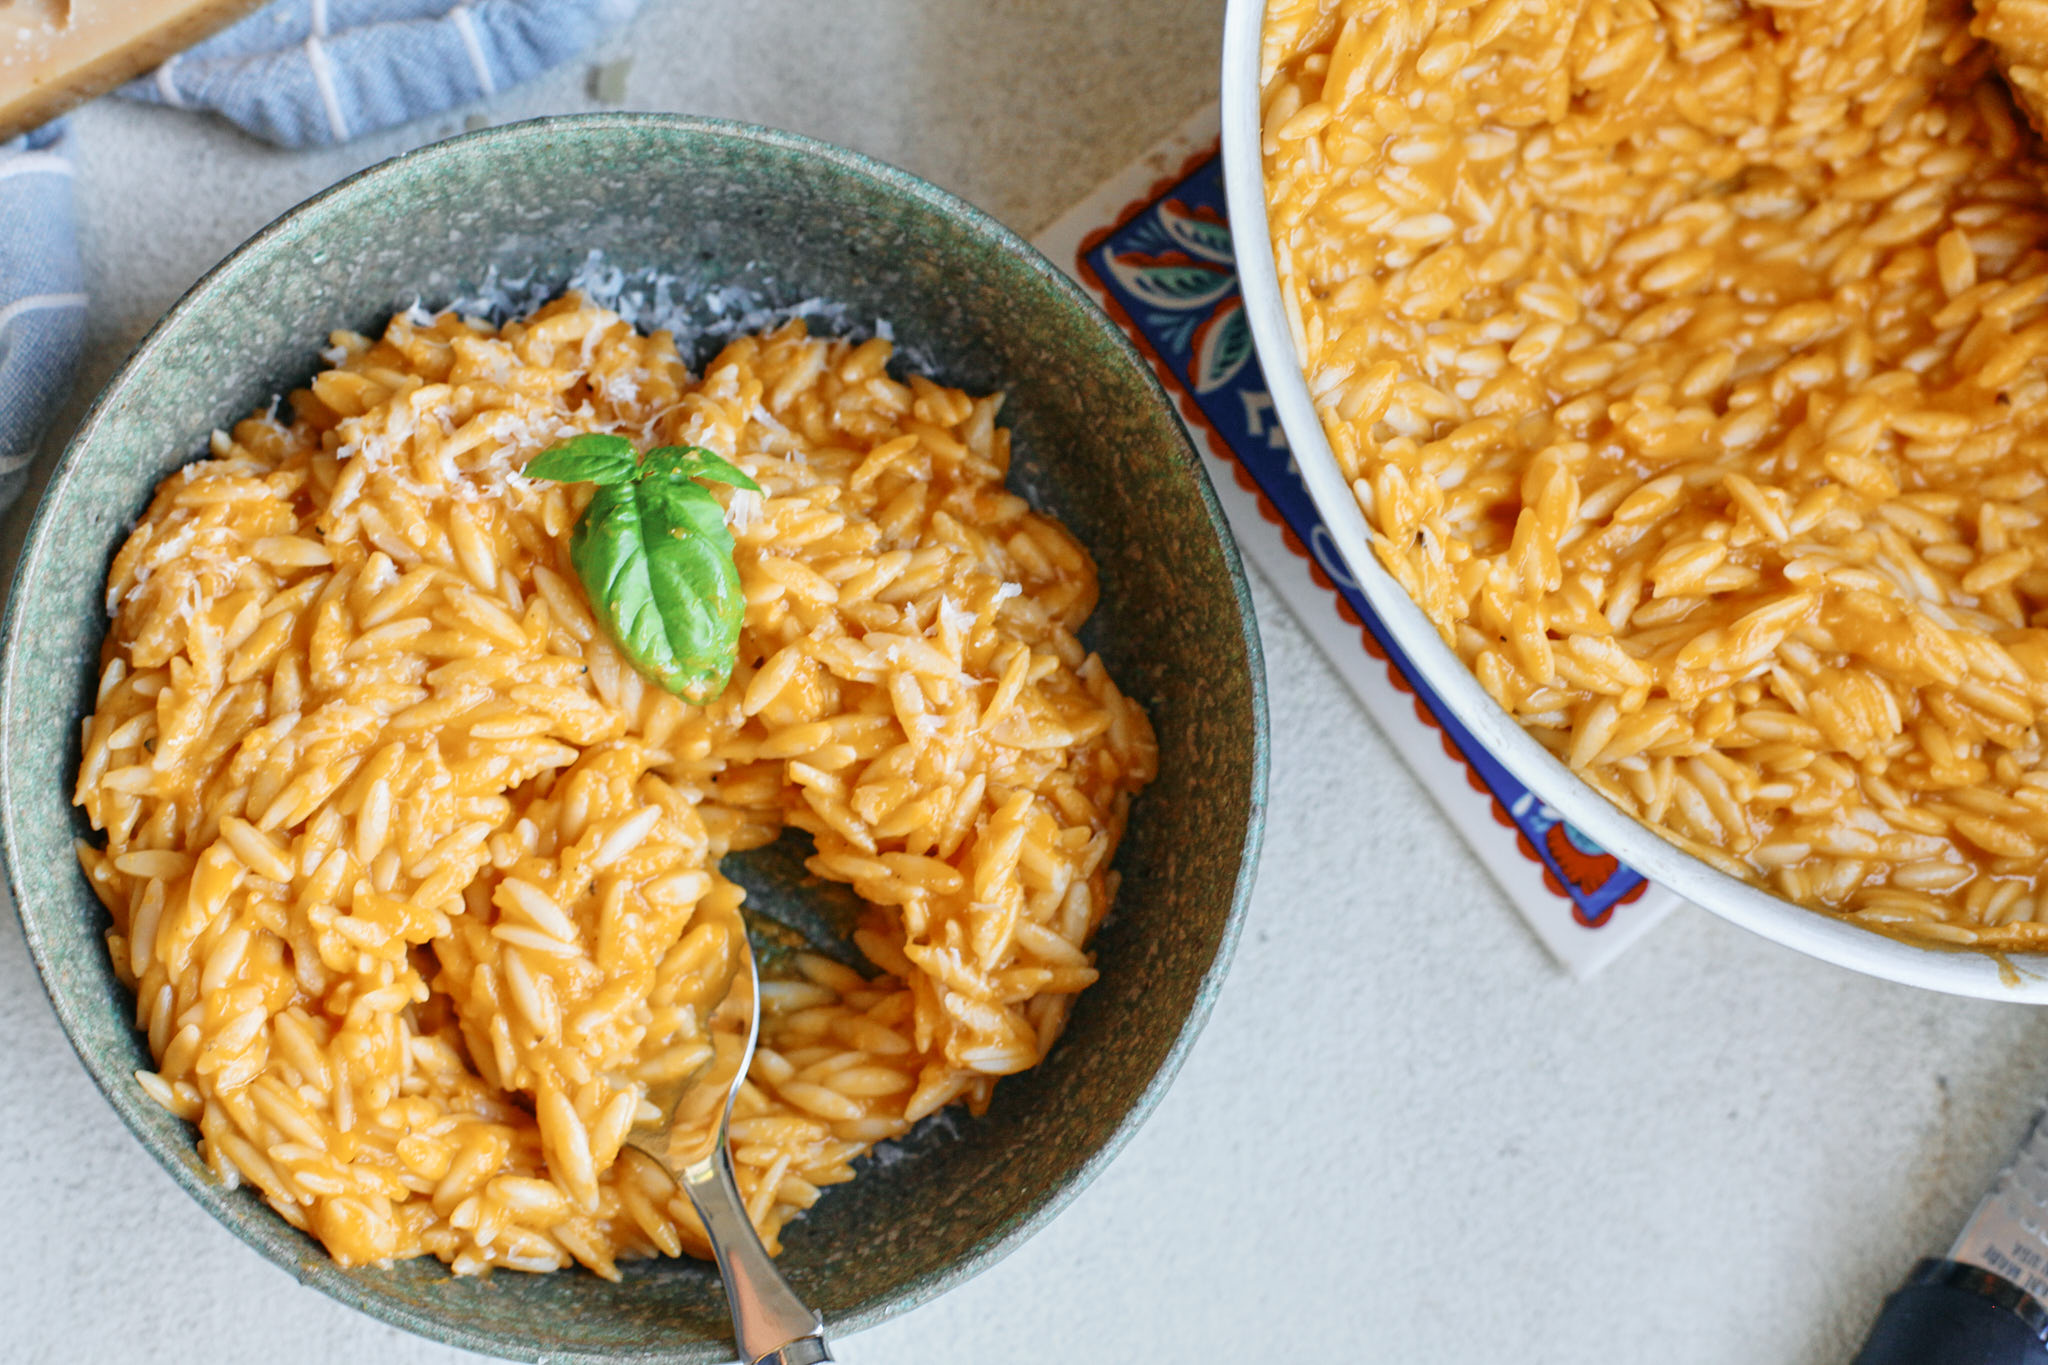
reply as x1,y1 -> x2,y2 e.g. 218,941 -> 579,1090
524,434 -> 760,704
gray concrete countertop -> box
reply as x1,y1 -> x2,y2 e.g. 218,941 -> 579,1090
9,3 -> 2048,1362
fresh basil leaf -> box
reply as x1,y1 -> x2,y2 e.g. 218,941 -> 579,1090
530,436 -> 754,705
523,433 -> 640,486
566,484 -> 672,687
633,477 -> 747,703
558,473 -> 744,704
640,445 -> 762,492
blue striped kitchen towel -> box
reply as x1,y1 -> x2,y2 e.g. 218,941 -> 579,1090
118,0 -> 642,147
0,123 -> 85,512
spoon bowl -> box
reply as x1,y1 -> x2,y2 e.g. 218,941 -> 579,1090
623,893 -> 833,1365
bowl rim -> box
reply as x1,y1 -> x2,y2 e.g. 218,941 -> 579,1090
1217,0 -> 2048,1003
0,110 -> 1272,1357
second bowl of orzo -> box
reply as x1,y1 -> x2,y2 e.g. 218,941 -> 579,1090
0,114 -> 1266,1360
1223,0 -> 2048,1000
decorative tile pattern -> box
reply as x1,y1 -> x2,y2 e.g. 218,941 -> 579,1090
1038,109 -> 1679,975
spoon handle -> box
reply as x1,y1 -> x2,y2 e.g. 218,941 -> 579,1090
681,1143 -> 833,1365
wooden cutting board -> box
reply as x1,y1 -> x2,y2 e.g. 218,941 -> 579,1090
1,0 -> 271,140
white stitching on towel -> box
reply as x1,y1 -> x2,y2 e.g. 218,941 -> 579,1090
0,153 -> 74,183
154,54 -> 186,108
305,0 -> 349,142
450,4 -> 496,96
0,293 -> 89,337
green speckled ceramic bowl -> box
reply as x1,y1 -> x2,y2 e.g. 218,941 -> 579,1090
0,115 -> 1266,1361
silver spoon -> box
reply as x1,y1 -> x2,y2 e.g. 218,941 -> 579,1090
624,893 -> 833,1365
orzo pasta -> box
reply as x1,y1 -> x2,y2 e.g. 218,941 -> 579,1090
73,296 -> 1156,1274
1263,0 -> 2048,945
